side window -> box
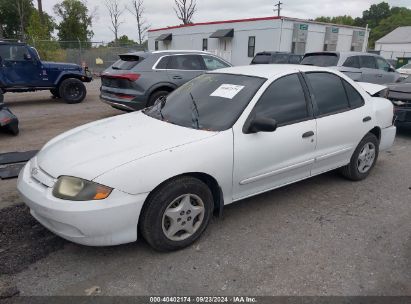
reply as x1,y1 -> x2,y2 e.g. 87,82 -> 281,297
289,55 -> 302,64
168,55 -> 204,70
155,56 -> 169,69
0,45 -> 27,61
202,39 -> 208,51
360,56 -> 377,69
343,56 -> 360,68
202,55 -> 230,70
248,36 -> 255,58
253,74 -> 309,126
342,80 -> 364,108
376,57 -> 390,72
306,72 -> 350,115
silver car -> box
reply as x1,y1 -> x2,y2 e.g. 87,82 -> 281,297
301,51 -> 402,84
100,50 -> 232,111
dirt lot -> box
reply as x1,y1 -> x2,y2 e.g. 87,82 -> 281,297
0,82 -> 410,296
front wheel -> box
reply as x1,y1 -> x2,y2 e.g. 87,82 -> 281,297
340,133 -> 379,181
139,176 -> 214,251
59,78 -> 87,104
147,90 -> 170,107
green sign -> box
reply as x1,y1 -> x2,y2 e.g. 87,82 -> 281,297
332,28 -> 339,33
299,24 -> 308,31
359,31 -> 365,36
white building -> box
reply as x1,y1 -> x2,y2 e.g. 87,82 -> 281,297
375,26 -> 411,60
148,16 -> 370,65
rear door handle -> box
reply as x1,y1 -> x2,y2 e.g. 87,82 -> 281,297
302,131 -> 315,138
172,75 -> 183,80
376,74 -> 383,77
363,116 -> 372,122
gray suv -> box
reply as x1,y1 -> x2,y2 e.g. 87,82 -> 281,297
301,51 -> 402,84
100,50 -> 232,111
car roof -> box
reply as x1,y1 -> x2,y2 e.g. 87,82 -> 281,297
304,51 -> 380,57
151,50 -> 212,55
255,51 -> 297,55
212,64 -> 335,79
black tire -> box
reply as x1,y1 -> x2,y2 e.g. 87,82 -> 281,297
50,88 -> 61,98
340,133 -> 379,181
0,91 -> 4,103
139,176 -> 214,252
147,90 -> 170,107
59,78 -> 87,104
6,121 -> 19,136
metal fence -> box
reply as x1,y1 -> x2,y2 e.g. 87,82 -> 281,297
29,40 -> 147,75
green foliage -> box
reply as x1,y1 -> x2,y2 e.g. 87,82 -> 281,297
0,0 -> 35,39
315,2 -> 411,48
54,0 -> 94,48
107,35 -> 137,47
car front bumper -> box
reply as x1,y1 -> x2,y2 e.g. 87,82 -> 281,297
394,107 -> 411,127
17,159 -> 148,246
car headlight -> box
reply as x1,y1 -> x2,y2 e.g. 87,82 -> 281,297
52,176 -> 113,201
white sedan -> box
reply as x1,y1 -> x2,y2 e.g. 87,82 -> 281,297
17,65 -> 396,251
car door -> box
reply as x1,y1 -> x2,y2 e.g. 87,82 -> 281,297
359,55 -> 384,84
375,56 -> 397,83
303,72 -> 373,175
232,73 -> 317,201
167,54 -> 205,86
0,44 -> 42,87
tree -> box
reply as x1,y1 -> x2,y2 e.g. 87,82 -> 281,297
127,0 -> 149,45
105,0 -> 125,44
315,15 -> 355,26
107,34 -> 136,46
54,0 -> 94,48
362,2 -> 391,29
174,0 -> 196,25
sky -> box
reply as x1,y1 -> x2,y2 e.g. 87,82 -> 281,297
41,0 -> 411,42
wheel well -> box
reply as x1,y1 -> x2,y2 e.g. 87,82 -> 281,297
369,127 -> 381,141
57,75 -> 83,87
150,86 -> 174,97
141,173 -> 223,222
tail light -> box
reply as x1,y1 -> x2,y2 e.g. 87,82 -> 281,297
103,73 -> 140,82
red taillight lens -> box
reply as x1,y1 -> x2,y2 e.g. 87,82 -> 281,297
114,93 -> 135,100
103,73 -> 140,82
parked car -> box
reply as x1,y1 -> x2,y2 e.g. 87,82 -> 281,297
18,65 -> 396,251
396,63 -> 411,76
0,41 -> 92,104
100,50 -> 232,111
250,52 -> 302,65
301,51 -> 402,84
385,76 -> 411,127
0,99 -> 19,135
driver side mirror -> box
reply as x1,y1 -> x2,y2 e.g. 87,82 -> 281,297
245,116 -> 278,134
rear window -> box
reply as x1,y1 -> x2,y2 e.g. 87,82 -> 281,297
112,55 -> 144,70
301,53 -> 339,67
271,54 -> 290,64
251,54 -> 271,64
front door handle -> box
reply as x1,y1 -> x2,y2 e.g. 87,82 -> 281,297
172,75 -> 183,80
363,116 -> 372,122
376,74 -> 383,78
302,131 -> 315,138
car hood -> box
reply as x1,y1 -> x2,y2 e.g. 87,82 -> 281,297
387,82 -> 411,93
42,61 -> 82,71
36,112 -> 217,181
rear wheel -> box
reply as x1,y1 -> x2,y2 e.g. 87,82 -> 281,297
147,90 -> 170,107
340,133 -> 379,181
50,88 -> 61,98
59,78 -> 87,104
139,176 -> 214,251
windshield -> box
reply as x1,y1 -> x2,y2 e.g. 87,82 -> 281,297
301,53 -> 339,67
144,73 -> 266,131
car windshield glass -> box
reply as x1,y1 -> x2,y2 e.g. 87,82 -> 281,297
301,54 -> 339,67
251,54 -> 271,64
144,73 -> 266,131
401,63 -> 411,69
112,55 -> 144,70
271,54 -> 290,63
400,76 -> 411,83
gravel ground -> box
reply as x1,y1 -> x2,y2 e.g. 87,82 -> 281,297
0,82 -> 410,296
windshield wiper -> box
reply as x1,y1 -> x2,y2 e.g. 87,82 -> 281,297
190,93 -> 200,129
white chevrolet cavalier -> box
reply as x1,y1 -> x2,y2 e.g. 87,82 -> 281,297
18,65 -> 396,251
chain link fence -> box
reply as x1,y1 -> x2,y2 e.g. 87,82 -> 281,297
28,40 -> 147,75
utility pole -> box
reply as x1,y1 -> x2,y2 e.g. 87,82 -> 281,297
274,1 -> 283,17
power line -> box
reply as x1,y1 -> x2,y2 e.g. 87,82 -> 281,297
274,1 -> 283,17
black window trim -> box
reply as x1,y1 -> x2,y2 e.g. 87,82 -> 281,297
248,36 -> 256,58
243,72 -> 314,133
152,54 -> 206,71
301,71 -> 360,119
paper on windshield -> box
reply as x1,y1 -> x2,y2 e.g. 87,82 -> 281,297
210,84 -> 245,99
